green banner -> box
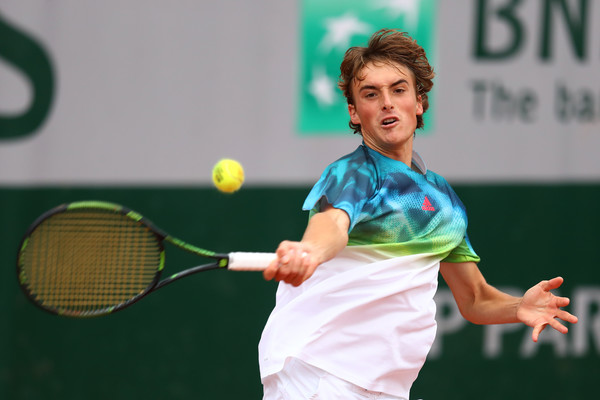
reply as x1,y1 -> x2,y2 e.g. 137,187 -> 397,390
1,185 -> 598,399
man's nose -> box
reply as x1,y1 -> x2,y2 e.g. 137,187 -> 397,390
381,92 -> 394,110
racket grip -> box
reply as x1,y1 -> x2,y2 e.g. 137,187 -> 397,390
227,252 -> 277,271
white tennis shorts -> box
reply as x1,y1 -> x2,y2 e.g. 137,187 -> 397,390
261,358 -> 407,400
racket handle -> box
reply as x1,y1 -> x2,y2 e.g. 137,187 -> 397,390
227,252 -> 277,271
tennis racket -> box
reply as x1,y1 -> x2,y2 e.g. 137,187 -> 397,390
16,200 -> 276,318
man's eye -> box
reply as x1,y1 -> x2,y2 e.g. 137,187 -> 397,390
365,92 -> 376,98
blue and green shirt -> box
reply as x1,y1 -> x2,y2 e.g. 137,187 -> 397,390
303,144 -> 480,264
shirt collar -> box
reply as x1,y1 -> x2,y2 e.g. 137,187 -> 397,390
411,150 -> 428,174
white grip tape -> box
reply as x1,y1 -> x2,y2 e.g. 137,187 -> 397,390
227,252 -> 277,271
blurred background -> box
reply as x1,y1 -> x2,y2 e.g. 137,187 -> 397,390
1,1 -> 598,399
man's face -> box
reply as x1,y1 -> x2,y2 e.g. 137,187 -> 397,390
348,61 -> 423,159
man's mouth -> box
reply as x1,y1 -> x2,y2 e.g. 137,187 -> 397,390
381,117 -> 398,127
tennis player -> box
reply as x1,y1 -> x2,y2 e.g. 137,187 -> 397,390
259,29 -> 578,400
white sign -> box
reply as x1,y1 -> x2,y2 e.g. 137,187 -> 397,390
0,1 -> 598,185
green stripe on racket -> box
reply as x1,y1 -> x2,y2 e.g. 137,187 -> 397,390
16,200 -> 275,318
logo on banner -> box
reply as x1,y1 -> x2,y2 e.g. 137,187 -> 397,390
0,12 -> 55,141
298,0 -> 438,135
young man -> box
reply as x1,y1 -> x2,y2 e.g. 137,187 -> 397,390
259,29 -> 578,400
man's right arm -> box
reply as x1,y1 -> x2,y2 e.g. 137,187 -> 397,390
263,204 -> 350,286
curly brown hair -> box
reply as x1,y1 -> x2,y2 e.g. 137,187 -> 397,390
338,29 -> 435,134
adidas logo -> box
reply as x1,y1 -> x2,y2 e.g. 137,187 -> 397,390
422,196 -> 435,211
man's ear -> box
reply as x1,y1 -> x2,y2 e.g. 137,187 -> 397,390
416,95 -> 424,116
348,104 -> 360,124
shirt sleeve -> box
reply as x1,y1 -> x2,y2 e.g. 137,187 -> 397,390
302,147 -> 378,230
441,236 -> 481,263
433,174 -> 480,263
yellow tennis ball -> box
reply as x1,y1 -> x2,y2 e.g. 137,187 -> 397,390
212,159 -> 244,193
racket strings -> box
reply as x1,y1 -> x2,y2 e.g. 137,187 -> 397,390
20,209 -> 162,315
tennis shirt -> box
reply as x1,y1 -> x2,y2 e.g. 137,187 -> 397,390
258,144 -> 480,399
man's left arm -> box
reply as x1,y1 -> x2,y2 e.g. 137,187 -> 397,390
440,262 -> 579,342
